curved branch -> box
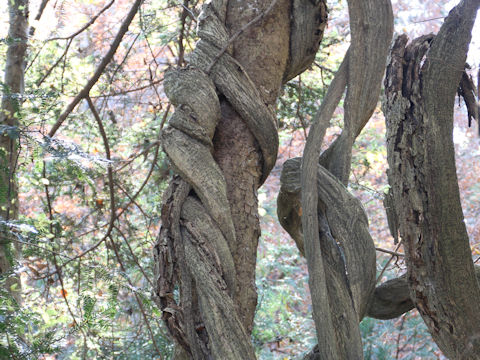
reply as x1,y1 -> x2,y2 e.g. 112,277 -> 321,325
299,1 -> 393,357
300,54 -> 349,359
384,1 -> 480,357
47,0 -> 115,41
367,266 -> 480,320
48,0 -> 143,137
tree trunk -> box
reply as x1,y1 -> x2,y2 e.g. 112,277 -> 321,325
0,0 -> 29,305
384,1 -> 480,358
154,0 -> 326,358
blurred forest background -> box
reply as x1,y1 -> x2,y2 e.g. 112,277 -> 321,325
0,0 -> 479,359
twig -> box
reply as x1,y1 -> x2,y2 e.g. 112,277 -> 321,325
109,32 -> 141,83
180,2 -> 197,21
115,181 -> 150,221
314,62 -> 336,74
376,239 -> 403,284
47,0 -> 115,41
86,96 -> 116,239
108,236 -> 162,357
395,314 -> 407,359
205,0 -> 279,73
41,163 -> 85,343
296,75 -> 308,139
375,247 -> 404,257
36,97 -> 119,277
113,224 -> 154,288
90,77 -> 164,98
139,7 -> 167,105
3,236 -> 73,260
114,140 -> 161,172
114,103 -> 170,172
412,16 -> 444,24
177,0 -> 190,66
39,104 -> 170,279
36,38 -> 72,87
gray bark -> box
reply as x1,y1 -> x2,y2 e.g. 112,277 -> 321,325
154,0 -> 327,358
366,267 -> 480,320
297,0 -> 393,358
384,1 -> 480,358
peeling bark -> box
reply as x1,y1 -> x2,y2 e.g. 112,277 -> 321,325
384,1 -> 480,357
154,0 -> 327,358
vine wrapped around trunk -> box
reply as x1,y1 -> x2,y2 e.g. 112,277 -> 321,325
154,0 -> 327,358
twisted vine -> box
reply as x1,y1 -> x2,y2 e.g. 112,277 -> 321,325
153,0 -> 327,357
153,1 -> 278,358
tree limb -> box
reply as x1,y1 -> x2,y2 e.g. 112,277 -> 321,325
48,0 -> 143,137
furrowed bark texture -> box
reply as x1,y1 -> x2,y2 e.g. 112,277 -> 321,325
154,0 -> 327,358
286,0 -> 393,358
384,1 -> 480,358
0,0 -> 29,305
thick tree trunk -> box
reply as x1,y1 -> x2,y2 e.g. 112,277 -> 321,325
0,0 -> 28,305
384,1 -> 480,358
154,1 -> 327,358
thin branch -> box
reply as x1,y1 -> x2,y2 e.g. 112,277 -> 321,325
114,140 -> 161,172
296,75 -> 308,139
180,1 -> 197,22
36,38 -> 72,87
109,32 -> 141,84
86,96 -> 116,238
412,16 -> 444,24
314,62 -> 336,74
35,0 -> 50,20
395,314 -> 407,359
376,240 -> 404,284
114,104 -> 170,172
3,236 -> 73,261
48,0 -> 144,138
25,42 -> 47,73
375,247 -> 404,257
41,164 -> 84,338
29,0 -> 51,36
108,236 -> 162,357
112,224 -> 154,288
177,0 -> 190,66
47,0 -> 115,41
90,77 -> 164,98
115,181 -> 150,221
39,104 -> 169,279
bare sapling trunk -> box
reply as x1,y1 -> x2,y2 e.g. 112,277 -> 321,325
0,0 -> 29,305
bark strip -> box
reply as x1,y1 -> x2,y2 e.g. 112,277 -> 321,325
384,2 -> 480,357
